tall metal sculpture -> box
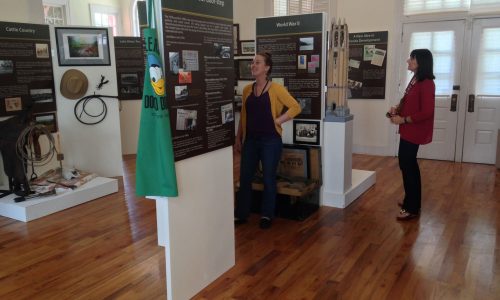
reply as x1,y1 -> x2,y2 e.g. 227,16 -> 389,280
326,18 -> 350,117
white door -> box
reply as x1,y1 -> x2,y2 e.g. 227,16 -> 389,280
462,18 -> 500,164
400,21 -> 466,161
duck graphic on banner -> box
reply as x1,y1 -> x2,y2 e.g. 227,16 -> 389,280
148,53 -> 165,96
135,1 -> 178,197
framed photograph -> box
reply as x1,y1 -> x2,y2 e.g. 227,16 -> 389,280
55,27 -> 110,66
293,120 -> 320,145
235,58 -> 253,80
33,112 -> 58,133
240,40 -> 255,55
233,24 -> 240,55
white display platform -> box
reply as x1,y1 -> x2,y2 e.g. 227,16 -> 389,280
0,177 -> 118,222
322,169 -> 376,208
322,118 -> 376,208
151,147 -> 235,300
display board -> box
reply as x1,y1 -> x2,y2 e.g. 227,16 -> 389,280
162,0 -> 235,161
348,31 -> 388,99
0,22 -> 56,117
256,13 -> 324,120
114,37 -> 144,100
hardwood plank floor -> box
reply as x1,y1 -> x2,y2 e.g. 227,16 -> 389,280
0,154 -> 498,299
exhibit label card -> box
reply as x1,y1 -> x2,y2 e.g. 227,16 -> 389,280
115,37 -> 145,100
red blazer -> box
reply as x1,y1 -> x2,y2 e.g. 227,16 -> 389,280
399,79 -> 435,145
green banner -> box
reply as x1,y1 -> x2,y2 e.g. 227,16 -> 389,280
136,23 -> 178,196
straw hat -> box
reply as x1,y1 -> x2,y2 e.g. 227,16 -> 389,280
60,69 -> 88,99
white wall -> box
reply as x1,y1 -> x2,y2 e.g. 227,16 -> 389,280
69,0 -> 120,27
0,0 -> 44,24
336,0 -> 399,156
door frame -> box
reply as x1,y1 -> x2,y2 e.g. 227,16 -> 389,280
394,13 -> 500,162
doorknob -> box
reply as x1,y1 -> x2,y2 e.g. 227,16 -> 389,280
450,94 -> 458,112
468,94 -> 475,113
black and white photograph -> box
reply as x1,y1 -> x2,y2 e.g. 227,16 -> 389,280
348,79 -> 363,90
174,85 -> 188,101
34,112 -> 58,132
182,50 -> 199,71
176,109 -> 197,130
296,98 -> 312,115
35,43 -> 49,58
221,103 -> 234,124
293,120 -> 320,145
55,27 -> 110,66
299,37 -> 314,51
120,73 -> 139,85
30,88 -> 54,103
0,60 -> 13,74
169,52 -> 179,74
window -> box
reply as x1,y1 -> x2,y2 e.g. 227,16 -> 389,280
475,28 -> 500,95
408,31 -> 455,94
132,0 -> 141,37
43,0 -> 69,25
273,0 -> 329,16
90,4 -> 121,36
404,0 -> 500,15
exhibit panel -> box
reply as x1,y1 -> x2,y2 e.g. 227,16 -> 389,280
162,0 -> 235,161
256,13 -> 325,121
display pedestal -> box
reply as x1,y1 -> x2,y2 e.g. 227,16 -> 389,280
150,147 -> 235,300
322,117 -> 376,208
0,177 -> 118,222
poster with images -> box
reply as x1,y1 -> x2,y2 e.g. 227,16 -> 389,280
0,22 -> 56,117
256,13 -> 324,120
348,31 -> 388,99
115,37 -> 145,100
162,0 -> 234,161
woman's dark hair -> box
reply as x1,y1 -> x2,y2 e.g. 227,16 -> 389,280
257,51 -> 272,76
410,49 -> 435,81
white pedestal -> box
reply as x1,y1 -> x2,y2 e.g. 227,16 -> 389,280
150,147 -> 235,300
322,119 -> 376,208
0,177 -> 118,222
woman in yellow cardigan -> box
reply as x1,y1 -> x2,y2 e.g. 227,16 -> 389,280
234,52 -> 301,229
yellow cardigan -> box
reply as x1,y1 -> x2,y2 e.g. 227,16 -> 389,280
240,81 -> 302,139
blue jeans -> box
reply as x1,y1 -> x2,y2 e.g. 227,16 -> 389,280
235,136 -> 283,219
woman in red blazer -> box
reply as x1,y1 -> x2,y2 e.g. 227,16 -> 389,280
388,49 -> 435,220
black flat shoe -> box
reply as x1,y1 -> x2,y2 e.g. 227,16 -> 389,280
259,217 -> 272,229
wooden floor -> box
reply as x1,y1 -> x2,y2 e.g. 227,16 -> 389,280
0,155 -> 499,299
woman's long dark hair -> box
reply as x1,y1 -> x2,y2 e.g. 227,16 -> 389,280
411,49 -> 435,81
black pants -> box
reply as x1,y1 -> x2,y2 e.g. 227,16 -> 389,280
398,138 -> 421,214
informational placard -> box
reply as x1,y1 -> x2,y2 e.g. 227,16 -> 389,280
114,37 -> 144,100
162,0 -> 234,161
256,13 -> 324,120
348,31 -> 388,99
0,22 -> 56,117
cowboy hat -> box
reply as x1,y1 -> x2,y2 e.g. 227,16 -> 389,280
60,69 -> 88,100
